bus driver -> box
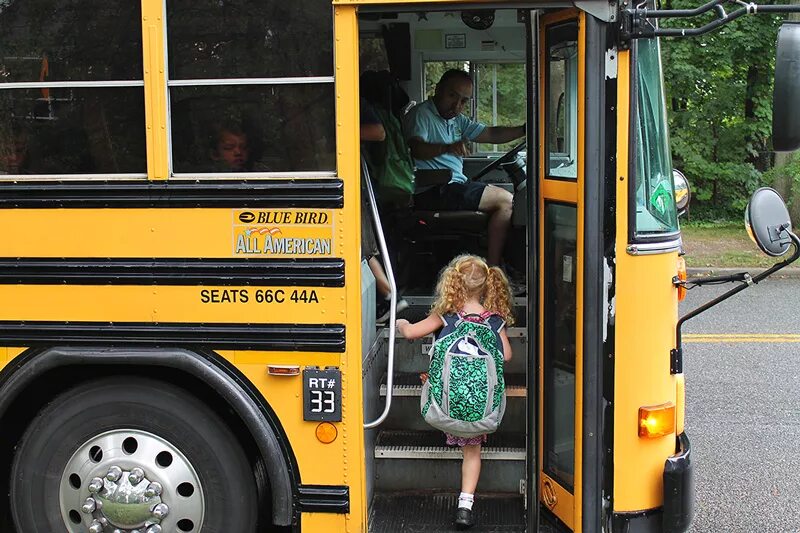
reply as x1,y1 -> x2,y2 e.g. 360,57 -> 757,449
403,69 -> 525,267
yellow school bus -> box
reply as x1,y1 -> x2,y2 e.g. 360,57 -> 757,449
0,1 -> 798,532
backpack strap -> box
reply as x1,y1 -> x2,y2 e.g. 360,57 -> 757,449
440,313 -> 460,329
486,313 -> 506,334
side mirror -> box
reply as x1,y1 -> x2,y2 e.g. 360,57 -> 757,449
773,23 -> 800,152
745,187 -> 793,257
673,169 -> 690,216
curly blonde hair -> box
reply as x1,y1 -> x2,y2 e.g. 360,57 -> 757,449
431,254 -> 514,325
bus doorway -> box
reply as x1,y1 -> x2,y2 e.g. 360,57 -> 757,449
357,5 -> 542,531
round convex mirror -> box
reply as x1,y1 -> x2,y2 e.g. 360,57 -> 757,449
673,169 -> 690,215
745,187 -> 793,257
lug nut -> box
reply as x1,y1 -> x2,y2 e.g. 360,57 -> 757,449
81,497 -> 96,514
88,477 -> 104,494
151,502 -> 169,520
146,525 -> 163,533
129,467 -> 145,485
145,481 -> 163,498
88,520 -> 104,533
106,466 -> 123,482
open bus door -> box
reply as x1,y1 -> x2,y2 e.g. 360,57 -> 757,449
536,9 -> 612,532
537,10 -> 583,530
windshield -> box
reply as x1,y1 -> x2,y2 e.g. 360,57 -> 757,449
633,38 -> 679,237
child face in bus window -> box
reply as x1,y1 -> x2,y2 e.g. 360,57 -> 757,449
214,130 -> 250,171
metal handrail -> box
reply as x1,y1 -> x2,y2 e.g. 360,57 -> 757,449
362,159 -> 398,429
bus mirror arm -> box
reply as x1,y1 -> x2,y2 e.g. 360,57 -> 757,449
619,0 -> 800,46
670,229 -> 800,374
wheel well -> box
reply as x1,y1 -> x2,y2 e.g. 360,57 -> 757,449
0,363 -> 291,532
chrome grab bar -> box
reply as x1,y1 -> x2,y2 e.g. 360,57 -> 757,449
362,158 -> 398,429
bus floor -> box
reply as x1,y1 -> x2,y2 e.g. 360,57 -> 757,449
368,491 -> 525,532
368,493 -> 565,532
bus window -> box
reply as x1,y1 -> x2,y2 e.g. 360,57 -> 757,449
633,37 -> 679,236
0,2 -> 142,82
359,32 -> 391,74
169,85 -> 335,174
546,22 -> 578,179
543,202 -> 578,492
167,0 -> 332,79
474,62 -> 526,153
166,0 -> 336,175
0,0 -> 146,176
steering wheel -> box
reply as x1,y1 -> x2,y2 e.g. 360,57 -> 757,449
471,140 -> 527,182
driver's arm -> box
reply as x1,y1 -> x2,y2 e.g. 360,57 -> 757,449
474,125 -> 526,145
408,137 -> 468,159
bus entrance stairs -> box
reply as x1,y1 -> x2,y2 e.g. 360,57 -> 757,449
367,310 -> 531,533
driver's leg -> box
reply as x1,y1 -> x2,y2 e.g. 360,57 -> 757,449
478,185 -> 513,266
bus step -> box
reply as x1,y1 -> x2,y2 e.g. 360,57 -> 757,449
380,372 -> 526,398
368,490 -> 525,532
375,430 -> 526,460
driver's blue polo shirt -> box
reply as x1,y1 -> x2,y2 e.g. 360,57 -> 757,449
403,99 -> 486,185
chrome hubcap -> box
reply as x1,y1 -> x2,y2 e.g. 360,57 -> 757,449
60,429 -> 204,532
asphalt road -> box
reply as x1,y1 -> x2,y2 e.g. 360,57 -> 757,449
682,274 -> 800,533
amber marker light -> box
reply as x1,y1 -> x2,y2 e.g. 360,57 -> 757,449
676,256 -> 687,301
267,365 -> 301,376
316,422 -> 338,444
638,402 -> 676,438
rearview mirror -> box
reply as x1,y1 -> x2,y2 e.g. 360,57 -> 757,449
673,169 -> 690,216
773,23 -> 800,152
745,187 -> 793,257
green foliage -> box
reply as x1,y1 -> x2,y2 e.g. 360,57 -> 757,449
475,63 -> 527,152
762,152 -> 800,211
660,2 -> 785,219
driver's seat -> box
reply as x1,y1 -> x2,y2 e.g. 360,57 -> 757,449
400,169 -> 489,287
410,169 -> 489,233
393,170 -> 490,289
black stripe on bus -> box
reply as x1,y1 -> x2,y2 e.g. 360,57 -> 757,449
0,258 -> 345,287
297,485 -> 350,514
0,321 -> 345,352
0,179 -> 343,208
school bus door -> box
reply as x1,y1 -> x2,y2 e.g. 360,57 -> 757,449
538,9 -> 584,531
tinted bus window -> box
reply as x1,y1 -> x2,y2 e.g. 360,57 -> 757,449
0,89 -> 146,175
166,0 -> 336,175
0,1 -> 143,82
167,0 -> 333,79
0,1 -> 146,176
170,85 -> 336,173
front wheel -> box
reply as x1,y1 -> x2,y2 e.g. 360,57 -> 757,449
10,376 -> 258,533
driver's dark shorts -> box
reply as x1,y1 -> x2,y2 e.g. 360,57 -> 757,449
443,181 -> 487,211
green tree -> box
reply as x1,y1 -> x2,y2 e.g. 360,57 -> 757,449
660,1 -> 784,218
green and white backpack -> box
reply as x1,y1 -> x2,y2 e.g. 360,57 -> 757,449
420,312 -> 507,438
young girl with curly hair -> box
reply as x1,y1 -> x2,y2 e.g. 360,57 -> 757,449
396,254 -> 514,530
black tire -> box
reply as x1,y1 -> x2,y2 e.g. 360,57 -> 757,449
10,376 -> 258,532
